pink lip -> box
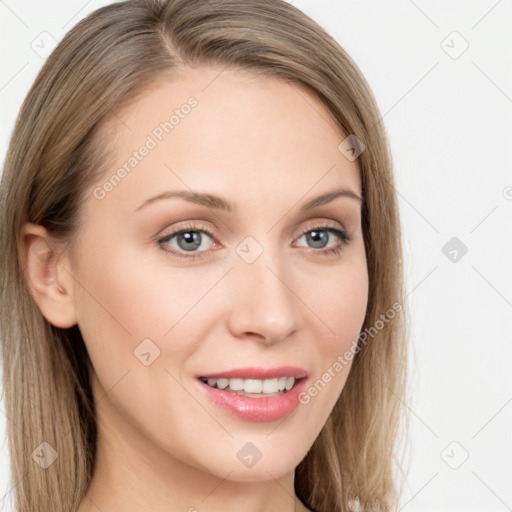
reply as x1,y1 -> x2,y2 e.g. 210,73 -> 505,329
198,366 -> 308,380
196,376 -> 308,422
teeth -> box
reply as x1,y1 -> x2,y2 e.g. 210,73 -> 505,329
201,376 -> 297,394
262,378 -> 278,393
244,379 -> 263,393
229,378 -> 244,391
217,378 -> 229,390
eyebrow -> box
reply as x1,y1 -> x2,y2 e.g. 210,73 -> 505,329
134,187 -> 362,214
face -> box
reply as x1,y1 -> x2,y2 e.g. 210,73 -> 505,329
63,67 -> 368,482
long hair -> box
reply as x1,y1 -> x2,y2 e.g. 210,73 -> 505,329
0,1 -> 409,510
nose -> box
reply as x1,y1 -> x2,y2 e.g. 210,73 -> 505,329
226,249 -> 302,345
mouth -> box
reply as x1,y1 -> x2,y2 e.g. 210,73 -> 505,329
196,373 -> 309,422
197,376 -> 304,398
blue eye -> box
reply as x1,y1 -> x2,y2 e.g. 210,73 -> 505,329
295,226 -> 350,254
157,222 -> 351,260
158,223 -> 216,259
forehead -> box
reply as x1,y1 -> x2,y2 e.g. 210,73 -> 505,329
88,66 -> 361,216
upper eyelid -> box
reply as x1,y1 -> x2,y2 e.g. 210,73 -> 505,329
161,218 -> 347,235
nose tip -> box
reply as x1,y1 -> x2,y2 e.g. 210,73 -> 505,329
226,261 -> 301,345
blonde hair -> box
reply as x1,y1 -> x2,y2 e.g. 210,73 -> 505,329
0,1 -> 409,511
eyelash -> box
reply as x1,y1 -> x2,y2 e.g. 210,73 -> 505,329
157,221 -> 352,260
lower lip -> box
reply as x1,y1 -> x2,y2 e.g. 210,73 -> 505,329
196,378 -> 308,422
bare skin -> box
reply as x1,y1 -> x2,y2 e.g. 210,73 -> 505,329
21,66 -> 368,512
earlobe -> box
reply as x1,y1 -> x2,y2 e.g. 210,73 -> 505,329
19,223 -> 78,329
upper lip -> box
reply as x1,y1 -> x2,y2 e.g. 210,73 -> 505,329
198,366 -> 308,380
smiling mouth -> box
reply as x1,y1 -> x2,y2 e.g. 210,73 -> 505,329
198,376 -> 302,397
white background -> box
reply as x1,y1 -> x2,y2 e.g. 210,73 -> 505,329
1,1 -> 511,511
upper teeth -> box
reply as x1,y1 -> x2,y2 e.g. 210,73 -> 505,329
203,377 -> 296,393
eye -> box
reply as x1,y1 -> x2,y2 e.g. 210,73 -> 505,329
294,222 -> 352,257
157,221 -> 352,260
157,223 -> 217,260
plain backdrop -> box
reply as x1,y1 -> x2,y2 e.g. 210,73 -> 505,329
1,1 -> 511,511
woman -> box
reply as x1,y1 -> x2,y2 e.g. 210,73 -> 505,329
0,1 -> 409,511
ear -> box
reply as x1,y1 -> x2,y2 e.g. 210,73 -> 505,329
19,223 -> 78,328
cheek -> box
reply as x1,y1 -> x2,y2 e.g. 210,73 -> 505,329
308,253 -> 369,353
72,240 -> 220,384
74,239 -> 201,337
295,253 -> 368,421
298,288 -> 366,435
